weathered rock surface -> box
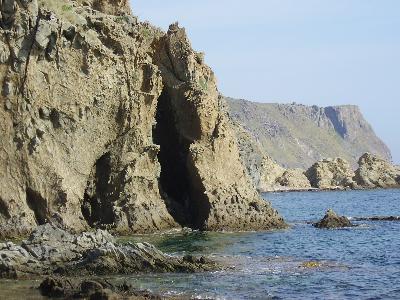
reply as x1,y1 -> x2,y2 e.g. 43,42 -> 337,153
305,158 -> 356,189
313,209 -> 354,229
276,169 -> 311,190
0,0 -> 285,238
0,224 -> 218,279
227,98 -> 392,169
354,153 -> 400,188
236,123 -> 399,191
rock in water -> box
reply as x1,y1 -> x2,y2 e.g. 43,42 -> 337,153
305,158 -> 356,189
354,153 -> 400,188
0,0 -> 285,238
0,224 -> 218,279
276,169 -> 311,190
313,209 -> 354,229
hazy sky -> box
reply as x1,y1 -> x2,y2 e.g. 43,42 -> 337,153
132,0 -> 400,163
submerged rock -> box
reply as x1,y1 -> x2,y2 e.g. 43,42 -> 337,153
352,216 -> 400,221
313,209 -> 354,229
0,224 -> 219,279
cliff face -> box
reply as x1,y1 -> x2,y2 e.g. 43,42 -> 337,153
234,122 -> 311,192
0,1 -> 285,238
227,98 -> 391,169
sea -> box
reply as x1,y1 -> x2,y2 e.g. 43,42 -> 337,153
1,189 -> 399,299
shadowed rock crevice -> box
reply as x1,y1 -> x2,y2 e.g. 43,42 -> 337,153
26,188 -> 48,225
0,198 -> 10,219
186,158 -> 211,230
153,89 -> 193,226
81,152 -> 115,227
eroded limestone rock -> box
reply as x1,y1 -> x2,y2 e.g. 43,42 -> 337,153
276,169 -> 311,190
0,1 -> 285,237
152,24 -> 286,230
354,153 -> 400,188
305,158 -> 356,189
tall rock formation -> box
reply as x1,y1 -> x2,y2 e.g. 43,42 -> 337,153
0,0 -> 285,238
227,98 -> 391,169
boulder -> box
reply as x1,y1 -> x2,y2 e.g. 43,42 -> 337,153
305,158 -> 356,189
276,169 -> 311,190
313,209 -> 354,229
354,153 -> 400,188
39,276 -> 161,299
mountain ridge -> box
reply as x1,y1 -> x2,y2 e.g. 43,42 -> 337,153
227,97 -> 391,169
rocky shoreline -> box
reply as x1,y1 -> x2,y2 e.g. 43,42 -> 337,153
249,152 -> 400,193
0,224 -> 219,280
0,224 -> 221,299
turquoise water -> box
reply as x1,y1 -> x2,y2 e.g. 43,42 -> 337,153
1,189 -> 399,299
118,189 -> 400,299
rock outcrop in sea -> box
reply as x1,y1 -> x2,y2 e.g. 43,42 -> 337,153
313,209 -> 354,229
237,144 -> 399,192
229,99 -> 397,192
354,153 -> 400,188
305,158 -> 356,189
0,0 -> 285,238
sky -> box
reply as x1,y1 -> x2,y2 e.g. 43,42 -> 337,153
132,0 -> 400,163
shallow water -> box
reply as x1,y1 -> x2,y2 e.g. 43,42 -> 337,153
118,189 -> 400,299
2,189 -> 400,299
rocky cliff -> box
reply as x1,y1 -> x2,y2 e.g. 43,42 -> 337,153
0,0 -> 285,238
234,122 -> 311,191
234,118 -> 398,192
227,98 -> 391,169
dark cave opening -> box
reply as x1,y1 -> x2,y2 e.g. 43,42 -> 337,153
26,188 -> 48,225
153,89 -> 194,226
81,152 -> 115,227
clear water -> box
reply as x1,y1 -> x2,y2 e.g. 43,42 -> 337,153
1,189 -> 400,299
118,189 -> 400,299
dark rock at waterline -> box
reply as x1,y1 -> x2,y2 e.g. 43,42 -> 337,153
313,209 -> 354,229
353,216 -> 400,221
0,224 -> 219,279
39,276 -> 162,299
